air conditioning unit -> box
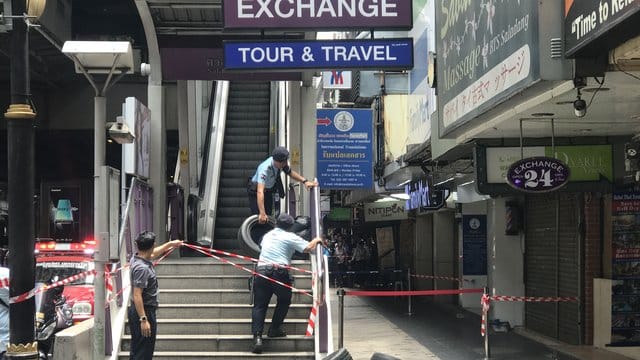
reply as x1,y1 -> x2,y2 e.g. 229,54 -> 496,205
610,35 -> 640,70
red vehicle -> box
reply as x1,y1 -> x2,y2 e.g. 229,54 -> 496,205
34,239 -> 96,324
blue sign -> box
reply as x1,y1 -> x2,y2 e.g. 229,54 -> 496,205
316,109 -> 373,189
224,38 -> 414,70
462,215 -> 487,276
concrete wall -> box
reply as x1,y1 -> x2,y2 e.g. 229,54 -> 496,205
53,318 -> 93,360
487,197 -> 524,326
414,214 -> 433,291
433,210 -> 456,303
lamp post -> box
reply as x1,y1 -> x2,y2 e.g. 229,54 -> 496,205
60,40 -> 134,360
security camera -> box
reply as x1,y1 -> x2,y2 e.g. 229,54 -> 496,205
107,122 -> 135,144
573,97 -> 586,118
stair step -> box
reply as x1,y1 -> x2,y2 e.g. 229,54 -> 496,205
124,318 -> 308,335
117,350 -> 314,359
158,289 -> 313,304
157,303 -> 312,319
158,275 -> 312,289
120,334 -> 314,352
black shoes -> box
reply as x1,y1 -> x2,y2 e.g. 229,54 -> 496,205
252,333 -> 263,354
267,327 -> 287,338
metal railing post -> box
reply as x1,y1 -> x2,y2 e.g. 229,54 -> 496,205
484,287 -> 491,359
407,268 -> 413,316
338,288 -> 345,349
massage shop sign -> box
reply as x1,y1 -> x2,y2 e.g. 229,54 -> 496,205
611,192 -> 640,346
435,1 -> 540,135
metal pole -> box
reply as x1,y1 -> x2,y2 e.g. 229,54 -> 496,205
337,288 -> 345,349
407,268 -> 413,316
5,0 -> 37,358
484,287 -> 490,359
93,96 -> 107,360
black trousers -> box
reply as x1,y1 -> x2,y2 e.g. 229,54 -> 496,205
128,305 -> 157,360
251,266 -> 292,335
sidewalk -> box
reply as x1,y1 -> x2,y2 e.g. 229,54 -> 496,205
329,289 -> 635,360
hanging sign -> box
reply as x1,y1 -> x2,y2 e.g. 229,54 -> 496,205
506,156 -> 570,193
224,38 -> 414,71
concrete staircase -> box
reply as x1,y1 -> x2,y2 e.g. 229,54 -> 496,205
118,257 -> 315,359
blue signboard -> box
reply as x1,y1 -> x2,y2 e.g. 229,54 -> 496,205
462,215 -> 487,276
224,38 -> 413,71
316,109 -> 373,190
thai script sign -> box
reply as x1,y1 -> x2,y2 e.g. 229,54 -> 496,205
223,0 -> 412,30
436,0 -> 539,135
506,157 -> 570,193
316,108 -> 373,189
463,215 -> 487,276
565,0 -> 640,56
224,38 -> 414,71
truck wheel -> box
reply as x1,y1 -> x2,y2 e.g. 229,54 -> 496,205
322,348 -> 353,360
237,215 -> 275,258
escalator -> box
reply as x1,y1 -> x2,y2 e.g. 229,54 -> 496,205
213,81 -> 271,250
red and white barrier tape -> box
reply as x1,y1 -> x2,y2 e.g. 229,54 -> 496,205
10,269 -> 97,304
183,243 -> 312,297
186,243 -> 313,275
305,302 -> 317,337
490,295 -> 579,303
480,293 -> 579,336
411,274 -> 462,282
481,293 -> 490,337
344,288 -> 484,297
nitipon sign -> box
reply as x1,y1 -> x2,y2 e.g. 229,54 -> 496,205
506,156 -> 570,193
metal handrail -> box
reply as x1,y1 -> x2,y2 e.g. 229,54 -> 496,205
309,182 -> 334,359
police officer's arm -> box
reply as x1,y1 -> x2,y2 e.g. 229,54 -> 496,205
288,170 -> 319,190
132,287 -> 151,337
256,182 -> 268,223
302,236 -> 326,253
150,239 -> 183,259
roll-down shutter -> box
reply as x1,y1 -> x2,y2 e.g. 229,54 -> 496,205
525,193 -> 581,344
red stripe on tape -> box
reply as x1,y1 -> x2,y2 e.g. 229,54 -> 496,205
344,288 -> 484,297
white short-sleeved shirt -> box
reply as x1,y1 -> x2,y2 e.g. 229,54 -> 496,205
0,267 -> 9,352
259,228 -> 308,266
251,157 -> 280,189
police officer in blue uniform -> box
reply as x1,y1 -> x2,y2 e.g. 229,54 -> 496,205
248,146 -> 318,223
251,213 -> 325,353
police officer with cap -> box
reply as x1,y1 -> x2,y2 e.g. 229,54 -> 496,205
248,146 -> 318,224
251,213 -> 325,353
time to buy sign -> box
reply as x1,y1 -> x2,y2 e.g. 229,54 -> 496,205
224,38 -> 414,71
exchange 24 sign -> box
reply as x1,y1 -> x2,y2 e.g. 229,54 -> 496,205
506,156 -> 570,193
224,38 -> 413,71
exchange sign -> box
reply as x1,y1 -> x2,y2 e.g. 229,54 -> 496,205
506,156 -> 570,193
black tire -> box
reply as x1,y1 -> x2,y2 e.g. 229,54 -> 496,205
186,194 -> 199,244
370,352 -> 401,360
322,348 -> 353,360
237,215 -> 275,258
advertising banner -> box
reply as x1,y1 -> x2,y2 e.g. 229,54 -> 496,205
565,0 -> 640,56
462,215 -> 487,276
223,0 -> 412,30
316,108 -> 373,190
485,145 -> 613,184
224,38 -> 414,71
435,0 -> 539,135
611,192 -> 640,346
